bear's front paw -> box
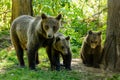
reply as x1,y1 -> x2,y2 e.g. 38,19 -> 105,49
84,64 -> 92,67
65,67 -> 72,71
56,67 -> 60,71
93,64 -> 100,68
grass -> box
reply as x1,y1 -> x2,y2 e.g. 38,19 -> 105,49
0,61 -> 106,80
0,67 -> 77,80
0,29 -> 119,80
0,48 -> 80,80
0,46 -> 112,80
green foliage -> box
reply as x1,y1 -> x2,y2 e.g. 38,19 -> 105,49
107,74 -> 120,80
33,0 -> 107,54
0,30 -> 10,51
0,0 -> 11,31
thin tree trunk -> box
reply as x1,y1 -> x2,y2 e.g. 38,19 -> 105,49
11,0 -> 33,22
102,0 -> 120,72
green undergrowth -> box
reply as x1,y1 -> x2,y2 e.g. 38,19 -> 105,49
0,67 -> 107,80
0,29 -> 118,80
0,45 -> 117,80
0,48 -> 80,80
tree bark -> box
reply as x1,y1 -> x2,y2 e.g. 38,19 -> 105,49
102,0 -> 120,72
11,0 -> 33,22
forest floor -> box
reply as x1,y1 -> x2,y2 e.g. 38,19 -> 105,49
71,58 -> 116,79
0,32 -> 117,80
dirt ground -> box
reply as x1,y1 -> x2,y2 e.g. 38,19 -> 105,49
71,58 -> 117,79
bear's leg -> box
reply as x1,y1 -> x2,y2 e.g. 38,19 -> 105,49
27,41 -> 40,70
35,51 -> 40,65
12,39 -> 25,67
27,48 -> 37,70
53,52 -> 60,71
61,51 -> 72,70
15,46 -> 24,67
81,53 -> 87,64
16,47 -> 24,67
88,55 -> 93,67
93,54 -> 100,68
84,54 -> 93,67
11,33 -> 25,67
46,47 -> 55,70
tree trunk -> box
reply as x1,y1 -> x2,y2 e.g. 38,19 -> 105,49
11,0 -> 33,22
102,0 -> 120,72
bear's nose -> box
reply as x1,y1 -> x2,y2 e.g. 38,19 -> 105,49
48,35 -> 53,38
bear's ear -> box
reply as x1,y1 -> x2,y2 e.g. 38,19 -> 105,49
56,14 -> 62,20
56,37 -> 61,42
98,31 -> 102,35
88,30 -> 92,35
41,13 -> 47,19
66,36 -> 70,40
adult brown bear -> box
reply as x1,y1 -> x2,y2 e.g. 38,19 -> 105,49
80,30 -> 102,68
10,13 -> 62,70
46,33 -> 72,71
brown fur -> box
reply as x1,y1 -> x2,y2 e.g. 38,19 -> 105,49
46,33 -> 72,71
10,13 -> 62,70
80,30 -> 102,68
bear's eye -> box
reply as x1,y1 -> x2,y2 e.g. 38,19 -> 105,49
91,41 -> 94,43
61,46 -> 64,49
94,41 -> 97,43
53,26 -> 57,31
45,25 -> 49,30
91,41 -> 97,43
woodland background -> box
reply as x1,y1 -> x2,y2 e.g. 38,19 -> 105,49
1,0 -> 120,80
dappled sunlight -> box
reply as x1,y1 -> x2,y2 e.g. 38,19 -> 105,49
1,0 -> 119,80
0,45 -> 116,80
0,46 -> 17,74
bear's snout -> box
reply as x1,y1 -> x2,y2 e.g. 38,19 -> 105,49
47,34 -> 53,38
62,50 -> 68,55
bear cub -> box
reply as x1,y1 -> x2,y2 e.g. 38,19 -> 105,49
80,30 -> 102,68
46,33 -> 72,71
10,13 -> 62,70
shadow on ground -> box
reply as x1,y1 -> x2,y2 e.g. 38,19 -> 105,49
71,58 -> 117,79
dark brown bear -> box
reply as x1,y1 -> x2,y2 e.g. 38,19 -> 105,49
10,13 -> 62,70
46,33 -> 72,71
80,30 -> 102,68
